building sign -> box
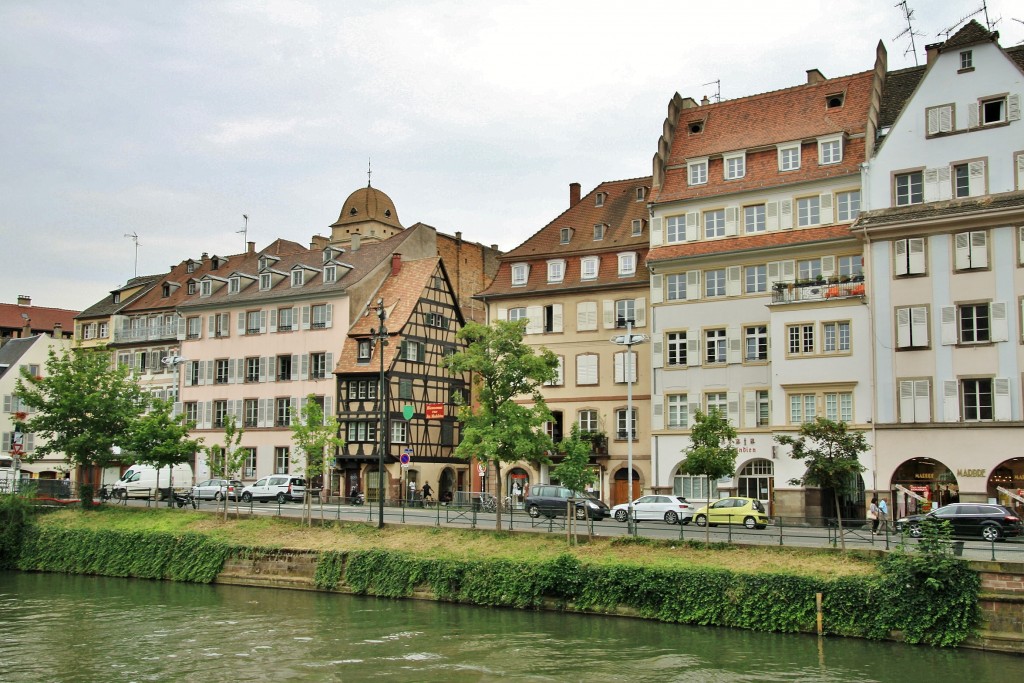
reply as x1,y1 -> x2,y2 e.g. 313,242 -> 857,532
425,403 -> 445,419
956,469 -> 986,478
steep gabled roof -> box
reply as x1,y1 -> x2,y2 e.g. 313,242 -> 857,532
939,19 -> 997,51
76,276 -> 159,319
877,65 -> 925,130
0,303 -> 79,333
0,335 -> 39,378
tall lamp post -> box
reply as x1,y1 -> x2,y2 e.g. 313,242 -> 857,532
369,299 -> 389,529
162,351 -> 188,507
610,319 -> 648,535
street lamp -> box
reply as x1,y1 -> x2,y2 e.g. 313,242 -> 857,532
369,299 -> 389,529
610,319 -> 648,534
162,353 -> 187,507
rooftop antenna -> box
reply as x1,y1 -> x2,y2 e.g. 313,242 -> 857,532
237,214 -> 249,251
123,232 -> 140,277
367,157 -> 372,187
939,2 -> 997,39
894,0 -> 924,66
701,79 -> 721,103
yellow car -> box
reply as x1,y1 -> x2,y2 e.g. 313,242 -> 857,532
693,497 -> 770,529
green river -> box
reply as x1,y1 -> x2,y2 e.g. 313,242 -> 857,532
0,572 -> 1019,682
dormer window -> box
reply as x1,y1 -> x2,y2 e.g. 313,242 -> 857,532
259,273 -> 271,290
617,252 -> 636,277
112,292 -> 121,304
636,187 -> 645,201
323,249 -> 332,263
826,92 -> 845,109
560,227 -> 572,244
631,219 -> 644,237
581,256 -> 599,280
186,261 -> 196,273
511,263 -> 529,286
593,224 -> 606,241
229,277 -> 240,294
595,192 -> 605,207
687,158 -> 708,185
817,135 -> 843,165
161,284 -> 170,297
547,259 -> 565,283
959,50 -> 973,71
259,256 -> 269,270
187,281 -> 196,295
358,339 -> 372,361
723,152 -> 746,180
688,120 -> 704,135
211,256 -> 221,270
291,269 -> 304,287
323,265 -> 337,283
200,280 -> 212,297
778,143 -> 801,171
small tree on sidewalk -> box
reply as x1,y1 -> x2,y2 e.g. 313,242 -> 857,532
126,397 -> 202,505
775,417 -> 868,551
204,414 -> 245,520
552,426 -> 598,544
291,395 -> 345,526
677,409 -> 737,544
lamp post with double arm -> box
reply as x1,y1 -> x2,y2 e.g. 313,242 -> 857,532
611,319 -> 648,535
369,299 -> 389,529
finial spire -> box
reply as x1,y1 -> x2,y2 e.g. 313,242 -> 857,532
367,157 -> 372,187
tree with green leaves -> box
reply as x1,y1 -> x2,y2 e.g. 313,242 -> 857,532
552,425 -> 598,544
291,395 -> 345,525
443,319 -> 558,530
678,408 -> 737,543
125,397 -> 203,506
203,414 -> 245,520
775,417 -> 868,551
14,345 -> 148,495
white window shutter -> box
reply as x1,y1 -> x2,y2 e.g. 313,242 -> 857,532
927,108 -> 939,135
943,380 -> 960,422
924,168 -> 940,202
685,271 -> 701,301
325,304 -> 333,329
603,301 -> 615,329
894,240 -> 908,276
968,161 -> 986,197
651,216 -> 663,247
525,306 -> 543,335
259,357 -> 268,382
968,103 -> 979,128
991,302 -> 1008,342
1019,227 -> 1024,265
652,401 -> 664,430
2,395 -> 11,412
300,354 -> 309,380
779,199 -> 792,229
323,396 -> 333,425
291,354 -> 299,381
820,256 -> 835,277
899,380 -> 915,423
496,306 -> 507,322
204,401 -> 213,429
237,312 -> 245,335
781,260 -> 796,281
176,316 -> 186,340
1018,154 -> 1024,191
633,298 -> 646,327
914,380 -> 931,422
911,306 -> 929,346
896,308 -> 911,348
767,261 -> 780,283
955,233 -> 971,270
1008,94 -> 1020,122
686,337 -> 700,367
765,202 -> 779,231
1,433 -> 9,452
940,306 -> 957,345
726,327 -> 741,364
652,340 -> 663,369
819,193 -> 833,224
744,391 -> 757,428
259,311 -> 267,334
614,353 -> 624,383
936,167 -> 952,201
725,266 -> 741,296
995,378 -> 1011,421
208,314 -> 215,335
727,392 -> 739,425
301,305 -> 311,330
685,212 -> 699,241
724,207 -> 739,236
269,308 -> 277,333
227,359 -> 236,384
971,231 -> 988,268
939,105 -> 952,132
651,274 -> 664,304
552,304 -> 563,333
908,238 -> 926,274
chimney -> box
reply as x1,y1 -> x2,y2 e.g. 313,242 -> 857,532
806,69 -> 826,84
455,231 -> 463,242
569,182 -> 581,207
391,253 -> 402,276
53,322 -> 62,337
700,95 -> 710,105
17,295 -> 30,306
351,234 -> 361,251
21,319 -> 31,337
924,42 -> 941,64
201,252 -> 208,262
248,241 -> 255,254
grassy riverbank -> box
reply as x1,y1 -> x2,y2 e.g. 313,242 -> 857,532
36,506 -> 877,579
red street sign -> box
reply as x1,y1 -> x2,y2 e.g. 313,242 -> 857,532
425,403 -> 444,419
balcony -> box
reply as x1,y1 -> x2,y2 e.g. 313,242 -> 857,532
113,323 -> 178,343
771,276 -> 866,305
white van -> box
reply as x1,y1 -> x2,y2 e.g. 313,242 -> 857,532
112,463 -> 193,500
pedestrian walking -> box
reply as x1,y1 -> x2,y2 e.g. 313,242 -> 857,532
878,497 -> 889,533
868,497 -> 880,534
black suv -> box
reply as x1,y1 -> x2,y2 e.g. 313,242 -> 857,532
896,503 -> 1023,542
525,485 -> 611,520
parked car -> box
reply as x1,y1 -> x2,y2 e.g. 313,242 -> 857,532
693,497 -> 770,529
611,495 -> 694,525
111,462 -> 193,500
241,475 -> 306,503
525,485 -> 611,520
896,503 -> 1023,542
191,478 -> 243,501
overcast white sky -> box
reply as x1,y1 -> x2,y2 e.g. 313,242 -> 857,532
3,0 -> 1022,311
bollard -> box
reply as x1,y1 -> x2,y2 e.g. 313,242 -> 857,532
816,592 -> 823,635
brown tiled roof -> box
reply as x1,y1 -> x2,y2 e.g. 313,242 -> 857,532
1008,45 -> 1024,72
1,302 -> 80,333
854,191 -> 1024,231
877,65 -> 924,130
647,224 -> 857,264
478,177 -> 651,299
334,257 -> 443,374
939,20 -> 995,51
77,276 -> 160,319
653,70 -> 874,205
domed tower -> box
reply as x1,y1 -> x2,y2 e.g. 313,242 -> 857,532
329,183 -> 404,248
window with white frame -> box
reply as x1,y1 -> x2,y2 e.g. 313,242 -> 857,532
745,265 -> 767,293
98,322 -> 108,338
615,299 -> 635,326
798,258 -> 822,281
705,392 -> 728,418
895,171 -> 924,206
837,255 -> 862,277
291,270 -> 304,287
245,357 -> 260,382
311,304 -> 328,329
667,394 -> 688,428
357,339 -> 371,361
391,421 -> 407,444
244,399 -> 258,427
724,152 -> 745,180
617,252 -> 636,276
347,421 -> 378,443
896,306 -> 929,349
959,304 -> 990,343
214,359 -> 229,384
275,306 -> 293,332
259,273 -> 271,290
822,321 -> 851,353
666,331 -> 687,366
979,96 -> 1007,126
323,265 -> 337,283
275,398 -> 291,426
797,196 -> 820,227
274,446 -> 290,473
836,190 -> 860,221
576,354 -> 598,385
616,408 -> 637,440
246,310 -> 261,335
636,186 -> 645,201
818,137 -> 842,165
666,274 -> 686,300
578,409 -> 599,433
666,216 -> 685,243
674,471 -> 710,500
310,352 -> 328,380
507,307 -> 526,323
778,144 -> 800,171
183,402 -> 199,425
688,158 -> 708,185
229,277 -> 240,294
705,328 -> 726,364
824,392 -> 854,422
705,269 -> 726,297
593,224 -> 605,241
788,324 -> 815,355
704,209 -> 726,238
201,280 -> 212,297
960,50 -> 972,69
544,356 -> 564,386
788,394 -> 817,424
631,219 -> 644,237
400,340 -> 425,362
511,263 -> 529,286
595,192 -> 605,207
581,256 -> 599,280
744,204 -> 765,232
560,227 -> 572,244
745,325 -> 768,361
962,378 -> 993,421
753,390 -> 770,427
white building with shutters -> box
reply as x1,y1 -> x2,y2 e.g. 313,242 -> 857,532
647,64 -> 880,519
855,22 -> 1024,513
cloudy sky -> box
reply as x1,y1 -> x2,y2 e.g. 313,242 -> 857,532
3,0 -> 1022,311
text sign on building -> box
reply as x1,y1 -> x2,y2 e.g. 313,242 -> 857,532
425,403 -> 445,419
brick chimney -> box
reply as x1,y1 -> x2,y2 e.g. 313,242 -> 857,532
569,182 -> 581,207
701,95 -> 710,105
17,295 -> 30,306
391,253 -> 402,276
52,322 -> 63,338
21,318 -> 32,337
248,241 -> 256,253
924,42 -> 941,64
806,68 -> 826,84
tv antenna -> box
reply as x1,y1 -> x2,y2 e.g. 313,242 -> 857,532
702,79 -> 721,103
939,1 -> 997,39
894,1 -> 925,66
237,214 -> 249,251
123,232 -> 140,277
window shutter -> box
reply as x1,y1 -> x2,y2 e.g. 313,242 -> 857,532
939,105 -> 952,132
208,314 -> 215,335
724,206 -> 739,236
496,306 -> 507,322
899,380 -> 915,423
820,256 -> 835,277
204,401 -> 213,430
257,399 -> 267,428
954,233 -> 972,270
290,397 -> 298,422
227,359 -> 236,384
652,340 -> 663,369
968,161 -> 986,197
744,391 -> 757,428
525,306 -> 543,335
301,305 -> 311,330
726,327 -> 741,364
968,103 -> 979,128
971,231 -> 988,268
291,354 -> 299,381
269,308 -> 277,332
924,168 -> 940,202
688,402 -> 701,423
1,433 -> 8,452
685,212 -> 699,241
725,266 -> 741,296
995,378 -> 1011,420
614,353 -> 624,383
781,260 -> 796,281
908,237 -> 926,274
1018,154 -> 1024,191
819,193 -> 833,224
911,306 -> 929,346
2,395 -> 11,413
926,108 -> 939,135
943,380 -> 960,422
685,271 -> 701,301
991,302 -> 1008,342
634,298 -> 646,327
651,274 -> 663,304
548,303 -> 563,333
176,316 -> 186,340
1008,94 -> 1020,121
1019,227 -> 1024,265
237,312 -> 245,335
896,308 -> 911,348
894,240 -> 908,276
765,202 -> 779,231
259,357 -> 268,382
602,301 -> 615,329
767,261 -> 780,283
914,380 -> 931,422
940,306 -> 957,345
779,199 -> 792,229
652,401 -> 664,430
650,216 -> 663,246
727,392 -> 739,425
259,311 -> 267,334
325,304 -> 333,328
300,354 -> 309,380
686,337 -> 700,367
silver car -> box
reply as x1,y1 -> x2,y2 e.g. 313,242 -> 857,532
190,478 -> 243,501
611,495 -> 695,525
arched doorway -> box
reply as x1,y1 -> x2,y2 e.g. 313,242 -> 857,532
737,459 -> 774,515
439,467 -> 457,505
507,467 -> 529,509
989,458 -> 1024,518
890,458 -> 958,518
611,468 -> 640,506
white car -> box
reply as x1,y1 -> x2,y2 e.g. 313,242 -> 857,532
241,475 -> 306,503
611,495 -> 695,525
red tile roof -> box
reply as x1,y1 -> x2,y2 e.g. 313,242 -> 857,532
0,302 -> 79,335
647,224 -> 857,264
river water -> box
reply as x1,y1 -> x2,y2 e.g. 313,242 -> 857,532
0,572 -> 1018,682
